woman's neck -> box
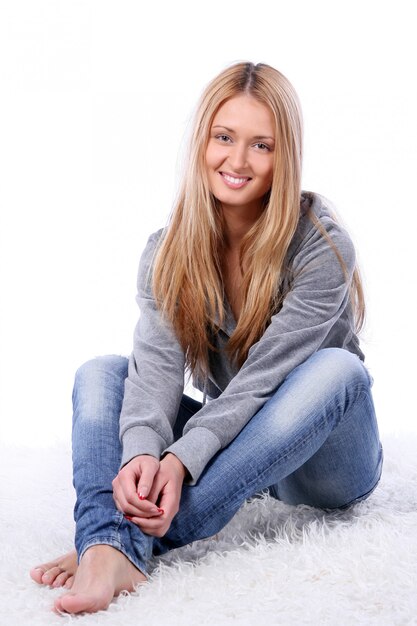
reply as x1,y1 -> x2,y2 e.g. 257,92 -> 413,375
221,203 -> 263,250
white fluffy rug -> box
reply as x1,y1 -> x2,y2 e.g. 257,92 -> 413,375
1,433 -> 416,626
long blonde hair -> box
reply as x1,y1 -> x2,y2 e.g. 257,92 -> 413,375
152,62 -> 364,380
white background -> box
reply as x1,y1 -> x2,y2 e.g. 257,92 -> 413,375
0,0 -> 416,446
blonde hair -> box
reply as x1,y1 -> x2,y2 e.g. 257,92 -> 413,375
152,62 -> 364,380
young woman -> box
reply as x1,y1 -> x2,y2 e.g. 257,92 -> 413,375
30,62 -> 383,615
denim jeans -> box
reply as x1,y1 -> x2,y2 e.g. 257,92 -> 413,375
72,348 -> 383,576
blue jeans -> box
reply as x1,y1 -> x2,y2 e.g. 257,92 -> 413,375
72,348 -> 383,576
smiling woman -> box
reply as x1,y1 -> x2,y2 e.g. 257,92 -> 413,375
30,61 -> 383,615
206,95 -> 275,217
205,94 -> 276,320
153,62 -> 306,375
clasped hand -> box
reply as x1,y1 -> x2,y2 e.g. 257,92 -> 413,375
112,453 -> 186,537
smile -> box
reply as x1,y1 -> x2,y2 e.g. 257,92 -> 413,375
220,172 -> 252,189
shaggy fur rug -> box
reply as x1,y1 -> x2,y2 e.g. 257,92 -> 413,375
1,433 -> 416,626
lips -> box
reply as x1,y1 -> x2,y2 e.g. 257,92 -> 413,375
220,172 -> 252,189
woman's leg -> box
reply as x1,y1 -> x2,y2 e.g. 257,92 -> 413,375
154,348 -> 383,554
70,355 -> 152,573
50,355 -> 148,613
50,356 -> 203,613
31,360 -> 203,592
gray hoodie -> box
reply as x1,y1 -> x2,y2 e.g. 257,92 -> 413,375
119,192 -> 364,484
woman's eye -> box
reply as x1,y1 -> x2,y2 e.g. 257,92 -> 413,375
216,134 -> 231,143
254,142 -> 270,151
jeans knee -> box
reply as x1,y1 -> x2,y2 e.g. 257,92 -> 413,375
72,356 -> 129,420
314,348 -> 371,390
74,355 -> 129,387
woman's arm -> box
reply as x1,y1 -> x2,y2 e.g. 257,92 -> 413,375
164,215 -> 358,484
119,230 -> 186,469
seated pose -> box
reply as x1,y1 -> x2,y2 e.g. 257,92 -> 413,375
30,62 -> 383,615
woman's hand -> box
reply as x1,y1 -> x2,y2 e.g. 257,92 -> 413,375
126,453 -> 187,537
112,454 -> 163,519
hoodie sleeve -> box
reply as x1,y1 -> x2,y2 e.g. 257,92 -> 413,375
119,230 -> 186,468
164,215 -> 357,484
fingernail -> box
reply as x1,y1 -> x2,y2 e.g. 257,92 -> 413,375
138,493 -> 146,500
124,515 -> 133,521
157,508 -> 164,514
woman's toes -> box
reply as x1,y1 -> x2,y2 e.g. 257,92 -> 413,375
30,567 -> 47,584
52,571 -> 70,588
53,597 -> 66,615
64,575 -> 74,589
31,551 -> 78,590
41,566 -> 65,586
54,592 -> 102,615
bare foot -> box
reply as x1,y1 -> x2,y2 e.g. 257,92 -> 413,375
30,550 -> 78,589
54,544 -> 147,614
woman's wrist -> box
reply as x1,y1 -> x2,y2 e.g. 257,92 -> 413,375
162,452 -> 188,480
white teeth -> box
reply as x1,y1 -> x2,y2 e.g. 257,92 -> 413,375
222,173 -> 249,184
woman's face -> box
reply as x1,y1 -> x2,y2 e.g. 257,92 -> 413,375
205,94 -> 275,217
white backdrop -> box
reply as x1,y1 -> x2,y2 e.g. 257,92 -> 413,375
1,0 -> 416,446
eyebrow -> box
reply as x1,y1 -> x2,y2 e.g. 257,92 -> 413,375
212,125 -> 275,142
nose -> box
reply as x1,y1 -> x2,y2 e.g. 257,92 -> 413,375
228,143 -> 248,171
